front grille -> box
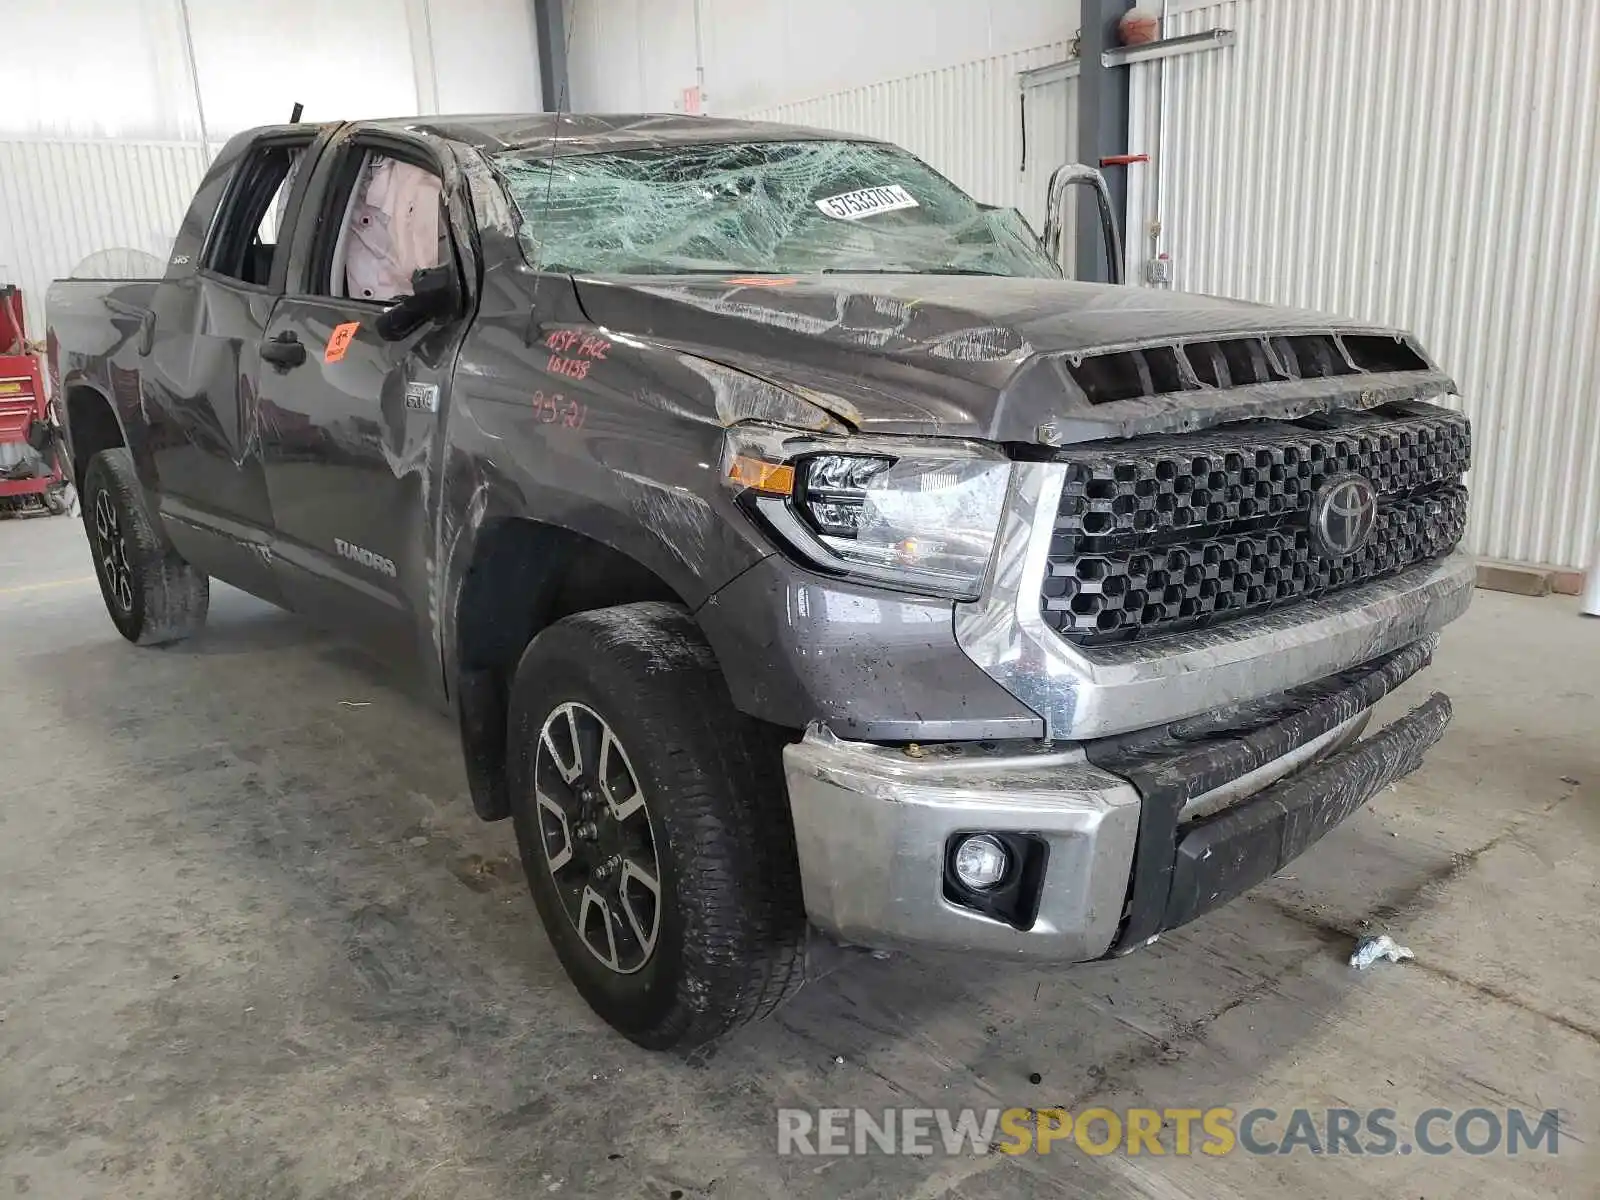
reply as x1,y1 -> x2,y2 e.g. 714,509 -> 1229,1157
1041,401 -> 1471,645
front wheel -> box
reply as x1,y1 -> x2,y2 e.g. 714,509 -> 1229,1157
507,602 -> 808,1050
81,449 -> 209,645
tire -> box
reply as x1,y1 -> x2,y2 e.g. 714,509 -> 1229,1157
507,601 -> 807,1050
81,448 -> 209,645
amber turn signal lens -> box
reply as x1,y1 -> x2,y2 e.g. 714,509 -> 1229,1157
726,455 -> 795,496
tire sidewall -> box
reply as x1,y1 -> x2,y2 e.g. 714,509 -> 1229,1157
507,640 -> 692,1037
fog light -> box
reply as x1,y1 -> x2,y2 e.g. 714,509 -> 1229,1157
953,834 -> 1010,890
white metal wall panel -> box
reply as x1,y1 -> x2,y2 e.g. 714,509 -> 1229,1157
0,141 -> 212,336
1146,0 -> 1600,568
565,0 -> 1079,116
738,42 -> 1077,234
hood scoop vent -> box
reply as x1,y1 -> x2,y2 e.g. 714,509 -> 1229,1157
1066,332 -> 1430,406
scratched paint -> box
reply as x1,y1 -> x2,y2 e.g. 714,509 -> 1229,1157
674,355 -> 846,433
615,469 -> 716,573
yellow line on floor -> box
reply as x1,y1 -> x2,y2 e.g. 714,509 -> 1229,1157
0,576 -> 96,596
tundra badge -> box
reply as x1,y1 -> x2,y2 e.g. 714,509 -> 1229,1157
334,538 -> 398,578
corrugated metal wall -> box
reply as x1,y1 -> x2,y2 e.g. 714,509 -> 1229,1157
0,141 -> 214,337
1144,0 -> 1600,568
739,42 -> 1078,234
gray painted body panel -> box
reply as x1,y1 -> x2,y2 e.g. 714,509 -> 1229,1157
695,556 -> 1042,742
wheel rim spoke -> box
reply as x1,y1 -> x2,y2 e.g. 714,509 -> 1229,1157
573,710 -> 602,780
541,704 -> 583,783
536,789 -> 574,871
617,856 -> 660,956
599,729 -> 646,823
578,885 -> 622,972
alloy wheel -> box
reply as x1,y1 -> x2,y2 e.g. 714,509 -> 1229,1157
533,702 -> 662,975
94,489 -> 134,614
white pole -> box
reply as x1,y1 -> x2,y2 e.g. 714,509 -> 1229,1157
692,0 -> 708,112
176,0 -> 210,149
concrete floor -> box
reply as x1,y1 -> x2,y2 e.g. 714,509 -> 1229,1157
1,512 -> 1595,1199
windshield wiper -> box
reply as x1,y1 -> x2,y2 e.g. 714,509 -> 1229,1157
820,266 -> 1008,276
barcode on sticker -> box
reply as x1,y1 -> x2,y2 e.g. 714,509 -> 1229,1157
814,185 -> 920,221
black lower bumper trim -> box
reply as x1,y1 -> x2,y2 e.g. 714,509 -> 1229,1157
1163,692 -> 1451,929
1088,639 -> 1445,954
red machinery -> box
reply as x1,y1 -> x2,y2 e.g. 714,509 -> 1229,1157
0,285 -> 71,515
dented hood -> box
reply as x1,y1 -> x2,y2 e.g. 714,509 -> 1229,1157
575,273 -> 1451,444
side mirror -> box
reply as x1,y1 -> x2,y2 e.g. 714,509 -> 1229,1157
376,265 -> 460,341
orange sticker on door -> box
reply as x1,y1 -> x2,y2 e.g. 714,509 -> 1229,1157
324,321 -> 360,363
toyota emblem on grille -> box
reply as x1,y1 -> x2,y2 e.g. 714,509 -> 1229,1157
1310,473 -> 1378,558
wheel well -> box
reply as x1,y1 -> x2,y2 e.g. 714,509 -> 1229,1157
457,520 -> 683,675
66,385 -> 124,482
454,520 -> 684,821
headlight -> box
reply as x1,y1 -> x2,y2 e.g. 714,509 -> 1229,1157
723,426 -> 1012,600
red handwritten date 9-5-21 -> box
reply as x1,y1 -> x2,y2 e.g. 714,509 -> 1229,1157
532,390 -> 586,429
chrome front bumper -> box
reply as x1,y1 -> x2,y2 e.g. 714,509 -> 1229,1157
955,461 -> 1476,740
781,731 -> 1142,959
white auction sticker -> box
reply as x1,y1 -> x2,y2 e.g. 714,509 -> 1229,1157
814,185 -> 920,221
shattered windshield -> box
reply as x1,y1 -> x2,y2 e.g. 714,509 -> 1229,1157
495,139 -> 1060,278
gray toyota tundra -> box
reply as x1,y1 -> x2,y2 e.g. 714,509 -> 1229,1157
45,114 -> 1473,1049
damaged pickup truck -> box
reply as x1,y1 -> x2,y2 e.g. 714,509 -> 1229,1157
47,114 -> 1472,1049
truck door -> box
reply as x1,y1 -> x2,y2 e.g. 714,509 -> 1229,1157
254,132 -> 471,679
139,130 -> 323,600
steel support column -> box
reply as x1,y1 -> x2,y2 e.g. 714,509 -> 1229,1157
532,0 -> 570,112
1075,0 -> 1134,281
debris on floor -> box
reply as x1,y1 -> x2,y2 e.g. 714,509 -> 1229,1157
1349,933 -> 1414,969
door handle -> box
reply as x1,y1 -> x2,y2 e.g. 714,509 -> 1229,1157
136,311 -> 156,356
260,332 -> 307,371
